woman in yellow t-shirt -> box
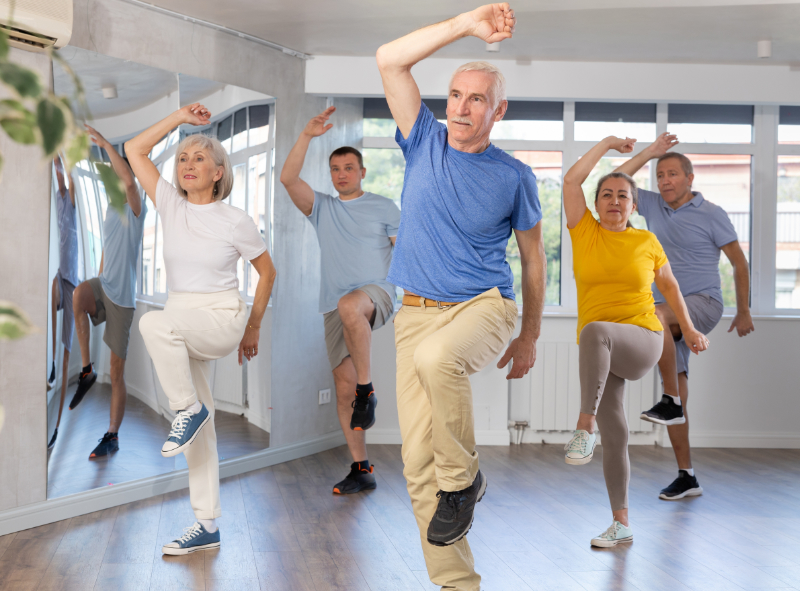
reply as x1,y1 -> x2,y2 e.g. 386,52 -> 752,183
562,136 -> 709,548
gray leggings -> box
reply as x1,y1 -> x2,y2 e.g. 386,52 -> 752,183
579,322 -> 663,510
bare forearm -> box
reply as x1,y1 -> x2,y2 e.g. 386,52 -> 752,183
126,112 -> 183,157
662,283 -> 695,333
733,262 -> 750,313
105,143 -> 135,189
564,137 -> 614,186
248,269 -> 276,327
615,147 -> 652,177
377,13 -> 473,73
280,133 -> 312,186
519,252 -> 545,342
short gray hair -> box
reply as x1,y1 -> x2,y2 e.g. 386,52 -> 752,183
449,61 -> 507,108
657,152 -> 694,178
173,134 -> 233,201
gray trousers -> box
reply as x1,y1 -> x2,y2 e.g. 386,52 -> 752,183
579,322 -> 663,510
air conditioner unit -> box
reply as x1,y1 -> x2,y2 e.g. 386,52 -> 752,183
0,0 -> 72,52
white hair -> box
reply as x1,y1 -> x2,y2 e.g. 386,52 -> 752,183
449,61 -> 507,108
173,134 -> 233,201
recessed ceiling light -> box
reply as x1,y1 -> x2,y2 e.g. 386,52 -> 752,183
102,84 -> 118,99
757,39 -> 772,59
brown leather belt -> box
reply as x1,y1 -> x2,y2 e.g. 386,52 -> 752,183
402,294 -> 463,308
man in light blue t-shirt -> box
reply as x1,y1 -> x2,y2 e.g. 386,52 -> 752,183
377,5 -> 547,589
71,126 -> 146,460
280,107 -> 401,497
617,134 -> 754,501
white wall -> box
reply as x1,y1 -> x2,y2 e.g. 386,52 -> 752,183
306,55 -> 800,104
367,315 -> 800,449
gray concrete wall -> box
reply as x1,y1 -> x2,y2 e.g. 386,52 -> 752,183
0,49 -> 52,511
68,0 -> 363,449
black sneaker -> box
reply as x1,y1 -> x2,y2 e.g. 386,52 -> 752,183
427,470 -> 487,547
89,432 -> 119,459
69,364 -> 97,410
640,395 -> 686,426
659,471 -> 703,500
47,362 -> 56,390
332,462 -> 377,495
350,389 -> 377,431
47,428 -> 58,450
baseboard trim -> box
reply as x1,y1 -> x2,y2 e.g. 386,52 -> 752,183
518,430 -> 657,446
0,431 -> 346,536
366,429 -> 511,446
686,431 -> 800,449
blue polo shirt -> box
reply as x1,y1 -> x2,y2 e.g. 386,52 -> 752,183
387,102 -> 542,302
637,189 -> 738,304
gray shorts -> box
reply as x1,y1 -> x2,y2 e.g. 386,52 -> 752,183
323,284 -> 395,371
87,277 -> 135,360
55,271 -> 76,352
668,293 -> 724,376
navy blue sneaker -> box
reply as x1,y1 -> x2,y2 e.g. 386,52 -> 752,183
161,404 -> 210,458
69,364 -> 97,410
162,522 -> 220,555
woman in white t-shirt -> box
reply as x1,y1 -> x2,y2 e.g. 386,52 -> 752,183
126,103 -> 276,555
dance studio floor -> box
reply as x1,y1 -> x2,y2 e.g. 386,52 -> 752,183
4,443 -> 800,590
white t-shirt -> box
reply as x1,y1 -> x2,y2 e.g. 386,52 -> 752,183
156,177 -> 267,293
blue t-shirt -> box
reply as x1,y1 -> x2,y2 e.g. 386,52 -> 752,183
100,196 -> 147,308
308,191 -> 401,314
388,102 -> 542,302
56,186 -> 79,286
637,189 -> 738,304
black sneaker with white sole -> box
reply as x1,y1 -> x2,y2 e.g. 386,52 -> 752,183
640,395 -> 686,426
659,470 -> 703,500
427,470 -> 487,547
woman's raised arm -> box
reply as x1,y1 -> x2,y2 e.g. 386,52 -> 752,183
124,103 -> 211,206
562,136 -> 635,229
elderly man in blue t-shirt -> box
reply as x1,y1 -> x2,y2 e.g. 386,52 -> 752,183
617,134 -> 754,501
377,4 -> 546,589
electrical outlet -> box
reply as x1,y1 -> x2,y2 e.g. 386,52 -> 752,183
319,388 -> 331,405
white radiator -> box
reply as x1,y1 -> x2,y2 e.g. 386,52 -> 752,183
510,342 -> 657,433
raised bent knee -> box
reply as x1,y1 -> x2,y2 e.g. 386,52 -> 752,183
579,322 -> 609,350
413,340 -> 456,380
138,311 -> 165,343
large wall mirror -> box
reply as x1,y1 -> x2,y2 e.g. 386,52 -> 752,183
46,47 -> 275,499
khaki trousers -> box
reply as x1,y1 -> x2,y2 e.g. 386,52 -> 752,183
394,288 -> 517,591
139,288 -> 247,520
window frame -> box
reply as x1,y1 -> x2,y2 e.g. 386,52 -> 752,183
365,101 -> 793,317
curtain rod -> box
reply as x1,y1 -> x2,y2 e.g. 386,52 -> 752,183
117,0 -> 312,60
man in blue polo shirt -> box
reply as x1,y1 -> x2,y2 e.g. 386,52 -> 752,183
618,133 -> 754,501
377,4 -> 547,589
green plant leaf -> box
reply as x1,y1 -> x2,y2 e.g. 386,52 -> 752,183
37,97 -> 66,156
0,99 -> 27,115
0,27 -> 8,61
65,131 -> 89,172
0,62 -> 42,98
0,115 -> 37,144
95,162 -> 127,217
0,301 -> 38,340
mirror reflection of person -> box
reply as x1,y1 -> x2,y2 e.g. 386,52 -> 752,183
280,106 -> 401,496
616,135 -> 754,500
70,126 -> 146,460
377,4 -> 547,588
561,136 -> 709,548
47,156 -> 79,450
126,103 -> 276,556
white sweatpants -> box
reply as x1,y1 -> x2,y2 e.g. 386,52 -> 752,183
139,288 -> 247,519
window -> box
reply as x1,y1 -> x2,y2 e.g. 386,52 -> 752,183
491,101 -> 563,141
686,154 -> 752,308
779,106 -> 800,145
575,102 -> 657,142
249,104 -> 270,147
232,108 -> 247,153
363,148 -> 406,207
776,156 -> 800,308
141,205 -> 157,296
505,152 -> 563,305
667,104 -> 753,144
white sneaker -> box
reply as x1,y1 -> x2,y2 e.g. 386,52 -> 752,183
591,521 -> 633,547
564,430 -> 597,465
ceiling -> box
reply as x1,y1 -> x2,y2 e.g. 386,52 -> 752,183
144,0 -> 800,66
54,47 -> 178,120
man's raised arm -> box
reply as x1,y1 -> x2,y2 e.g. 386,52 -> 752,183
615,132 -> 679,177
376,3 -> 515,139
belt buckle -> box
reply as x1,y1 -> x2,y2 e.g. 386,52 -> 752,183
436,300 -> 448,310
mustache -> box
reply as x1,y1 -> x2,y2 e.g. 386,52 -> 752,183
449,116 -> 473,126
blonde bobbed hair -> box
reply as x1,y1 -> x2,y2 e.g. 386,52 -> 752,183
173,134 -> 233,201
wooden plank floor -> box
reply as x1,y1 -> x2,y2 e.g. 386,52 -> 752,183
47,383 -> 271,499
5,443 -> 799,590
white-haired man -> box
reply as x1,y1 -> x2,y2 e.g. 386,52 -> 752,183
377,4 -> 546,589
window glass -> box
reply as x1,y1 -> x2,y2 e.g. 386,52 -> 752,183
581,157 -> 651,230
80,174 -> 102,276
363,119 -> 396,137
685,154 -> 752,308
666,123 -> 752,144
575,122 -> 656,143
167,129 -> 179,148
231,163 -> 246,211
141,205 -> 157,296
232,108 -> 248,153
247,153 -> 268,298
776,155 -> 800,308
249,104 -> 270,147
505,151 -> 563,306
154,214 -> 167,293
217,115 -> 233,153
362,148 -> 406,207
778,125 -> 800,145
150,134 -> 169,160
491,120 -> 563,141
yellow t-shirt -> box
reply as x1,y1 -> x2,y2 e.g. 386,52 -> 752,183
570,209 -> 667,343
